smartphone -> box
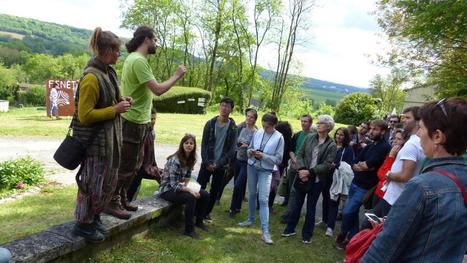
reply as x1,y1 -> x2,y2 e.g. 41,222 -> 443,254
365,213 -> 382,224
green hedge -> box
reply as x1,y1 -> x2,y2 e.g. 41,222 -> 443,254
153,86 -> 211,114
24,85 -> 46,106
0,156 -> 44,191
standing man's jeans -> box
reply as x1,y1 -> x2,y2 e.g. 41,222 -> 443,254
246,164 -> 272,233
197,163 -> 226,215
340,183 -> 368,239
230,159 -> 248,212
284,181 -> 324,241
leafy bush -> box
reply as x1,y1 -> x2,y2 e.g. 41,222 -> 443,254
0,156 -> 44,191
314,102 -> 335,118
334,93 -> 379,125
24,85 -> 46,106
153,86 -> 211,114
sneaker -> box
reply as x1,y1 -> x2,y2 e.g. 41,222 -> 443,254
73,222 -> 105,243
336,239 -> 349,250
315,220 -> 327,229
238,220 -> 253,227
196,222 -> 209,232
262,232 -> 274,245
204,214 -> 213,222
93,215 -> 109,235
302,239 -> 312,245
229,210 -> 239,218
281,231 -> 296,237
325,227 -> 333,237
183,230 -> 200,240
336,233 -> 346,244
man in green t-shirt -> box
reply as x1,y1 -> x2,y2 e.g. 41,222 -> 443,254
280,114 -> 315,222
104,26 -> 186,219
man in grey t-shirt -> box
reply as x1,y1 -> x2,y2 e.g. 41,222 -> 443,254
197,97 -> 237,220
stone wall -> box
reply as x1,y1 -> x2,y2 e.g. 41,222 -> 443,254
2,196 -> 179,263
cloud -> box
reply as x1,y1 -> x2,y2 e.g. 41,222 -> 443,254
257,0 -> 390,88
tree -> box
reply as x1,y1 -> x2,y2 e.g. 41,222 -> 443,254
370,69 -> 406,115
23,54 -> 61,83
270,0 -> 315,112
334,93 -> 379,125
246,0 -> 280,105
376,0 -> 467,98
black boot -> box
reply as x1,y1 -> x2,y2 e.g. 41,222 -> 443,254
73,222 -> 105,243
93,214 -> 109,235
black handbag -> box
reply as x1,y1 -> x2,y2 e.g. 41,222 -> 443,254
293,171 -> 315,193
53,120 -> 101,170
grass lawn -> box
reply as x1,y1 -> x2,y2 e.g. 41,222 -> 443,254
0,180 -> 157,244
93,190 -> 344,263
0,107 -> 346,145
0,180 -> 344,262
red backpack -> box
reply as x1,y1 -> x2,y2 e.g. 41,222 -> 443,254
344,223 -> 383,263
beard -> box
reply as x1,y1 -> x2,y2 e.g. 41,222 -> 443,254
148,45 -> 156,54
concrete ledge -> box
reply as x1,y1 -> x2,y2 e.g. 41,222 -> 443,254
2,196 -> 180,263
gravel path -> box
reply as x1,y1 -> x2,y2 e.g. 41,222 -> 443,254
0,137 -> 180,186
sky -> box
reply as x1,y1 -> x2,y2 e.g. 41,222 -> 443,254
0,0 -> 390,88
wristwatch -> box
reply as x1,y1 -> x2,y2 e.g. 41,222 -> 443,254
385,172 -> 392,180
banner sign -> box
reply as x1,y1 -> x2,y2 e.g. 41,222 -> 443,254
46,79 -> 78,117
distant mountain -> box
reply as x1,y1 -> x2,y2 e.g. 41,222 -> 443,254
0,13 -> 91,55
260,69 -> 369,106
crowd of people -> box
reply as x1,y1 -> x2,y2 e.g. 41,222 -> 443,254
72,26 -> 466,262
2,25 -> 464,263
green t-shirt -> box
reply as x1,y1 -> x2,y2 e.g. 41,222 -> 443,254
294,131 -> 307,154
120,52 -> 155,124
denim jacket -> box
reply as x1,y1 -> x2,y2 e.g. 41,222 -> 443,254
361,156 -> 467,263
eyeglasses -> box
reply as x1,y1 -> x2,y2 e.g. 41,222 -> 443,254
436,98 -> 448,117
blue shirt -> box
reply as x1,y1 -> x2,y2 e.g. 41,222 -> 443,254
352,139 -> 391,190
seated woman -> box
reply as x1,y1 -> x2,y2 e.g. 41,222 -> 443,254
282,115 -> 337,244
159,134 -> 210,240
361,98 -> 467,262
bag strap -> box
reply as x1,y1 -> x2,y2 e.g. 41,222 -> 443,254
433,169 -> 467,206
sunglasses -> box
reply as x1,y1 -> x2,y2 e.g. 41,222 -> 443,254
436,98 -> 448,117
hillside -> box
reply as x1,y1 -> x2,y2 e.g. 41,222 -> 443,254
260,70 -> 369,106
0,13 -> 91,55
0,13 -> 369,104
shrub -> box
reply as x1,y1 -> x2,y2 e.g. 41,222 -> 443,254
24,85 -> 46,106
0,156 -> 44,191
153,86 -> 211,114
334,93 -> 379,125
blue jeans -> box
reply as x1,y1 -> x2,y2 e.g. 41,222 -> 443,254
284,181 -> 324,241
230,159 -> 248,212
0,247 -> 12,263
246,164 -> 272,233
340,183 -> 368,239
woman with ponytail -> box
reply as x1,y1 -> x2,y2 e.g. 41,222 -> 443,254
72,27 -> 132,243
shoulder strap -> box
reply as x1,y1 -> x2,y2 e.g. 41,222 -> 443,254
434,170 -> 467,206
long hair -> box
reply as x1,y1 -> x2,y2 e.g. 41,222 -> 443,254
170,134 -> 197,170
126,26 -> 155,53
89,27 -> 120,56
334,127 -> 351,147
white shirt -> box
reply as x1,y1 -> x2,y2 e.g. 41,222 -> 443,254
384,134 -> 425,205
